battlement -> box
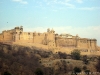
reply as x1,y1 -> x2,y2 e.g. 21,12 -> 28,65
0,26 -> 99,55
47,28 -> 55,33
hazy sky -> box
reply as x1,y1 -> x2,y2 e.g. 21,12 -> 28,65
0,0 -> 100,46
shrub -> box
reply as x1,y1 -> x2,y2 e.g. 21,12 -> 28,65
58,51 -> 67,59
72,67 -> 81,75
34,68 -> 44,75
71,49 -> 81,60
83,66 -> 87,71
3,71 -> 12,75
96,57 -> 100,72
82,55 -> 89,64
84,70 -> 90,75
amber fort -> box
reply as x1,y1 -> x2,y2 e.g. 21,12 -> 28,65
0,26 -> 100,55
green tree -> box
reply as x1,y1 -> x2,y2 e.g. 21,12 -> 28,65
84,70 -> 90,75
34,68 -> 44,75
82,55 -> 89,64
73,67 -> 81,75
82,66 -> 87,71
71,49 -> 81,60
58,52 -> 67,59
3,71 -> 12,75
96,57 -> 100,72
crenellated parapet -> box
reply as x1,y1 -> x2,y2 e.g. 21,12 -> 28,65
77,38 -> 97,49
47,28 -> 55,33
0,26 -> 99,54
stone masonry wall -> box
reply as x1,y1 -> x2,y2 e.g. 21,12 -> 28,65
0,26 -> 98,53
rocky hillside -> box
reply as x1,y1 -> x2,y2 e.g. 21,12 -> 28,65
0,43 -> 53,75
0,43 -> 100,75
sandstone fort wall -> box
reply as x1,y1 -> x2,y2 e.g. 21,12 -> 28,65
0,26 -> 99,55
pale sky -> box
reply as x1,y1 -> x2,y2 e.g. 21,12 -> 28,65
0,0 -> 100,46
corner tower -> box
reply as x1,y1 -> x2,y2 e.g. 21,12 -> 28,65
47,28 -> 56,50
13,26 -> 23,42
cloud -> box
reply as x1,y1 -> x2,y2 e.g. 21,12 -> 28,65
36,0 -> 100,11
78,7 -> 100,10
12,0 -> 28,4
44,0 -> 75,8
59,1 -> 75,8
76,0 -> 83,3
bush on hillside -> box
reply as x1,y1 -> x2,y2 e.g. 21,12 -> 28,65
84,69 -> 90,75
34,68 -> 44,75
3,71 -> 12,75
72,67 -> 81,75
96,56 -> 100,72
82,55 -> 89,64
71,49 -> 81,60
82,66 -> 87,71
58,51 -> 67,59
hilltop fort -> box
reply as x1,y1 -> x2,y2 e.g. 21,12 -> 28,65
0,26 -> 100,55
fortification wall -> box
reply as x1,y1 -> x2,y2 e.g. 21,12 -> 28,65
47,32 -> 55,41
77,39 -> 89,48
0,26 -> 99,56
14,32 -> 33,43
56,38 -> 76,47
0,33 -> 3,42
33,33 -> 46,44
2,30 -> 13,42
